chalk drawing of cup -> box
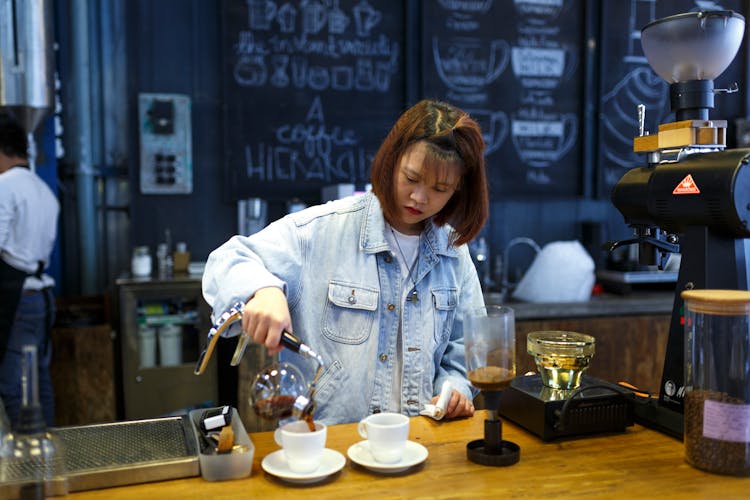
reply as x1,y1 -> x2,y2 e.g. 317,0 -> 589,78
302,0 -> 328,35
466,108 -> 509,155
437,0 -> 493,14
511,46 -> 577,83
511,113 -> 577,168
433,37 -> 509,92
247,0 -> 277,30
328,3 -> 349,34
601,66 -> 667,169
276,3 -> 297,33
353,0 -> 382,37
234,54 -> 268,87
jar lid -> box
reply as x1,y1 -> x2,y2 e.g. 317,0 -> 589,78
681,289 -> 750,315
527,331 -> 595,357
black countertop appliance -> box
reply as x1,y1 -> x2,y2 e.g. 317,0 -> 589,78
607,10 -> 750,438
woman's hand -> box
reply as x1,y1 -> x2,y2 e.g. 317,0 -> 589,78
241,287 -> 292,355
433,389 -> 475,419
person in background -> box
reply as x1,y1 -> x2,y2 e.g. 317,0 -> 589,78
0,113 -> 60,428
203,99 -> 489,425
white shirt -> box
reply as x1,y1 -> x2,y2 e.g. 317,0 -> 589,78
0,166 -> 60,289
384,225 -> 420,413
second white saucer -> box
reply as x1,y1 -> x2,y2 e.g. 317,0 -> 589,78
261,448 -> 346,484
347,440 -> 428,473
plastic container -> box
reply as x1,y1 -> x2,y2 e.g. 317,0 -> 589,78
137,324 -> 157,368
683,289 -> 750,476
527,331 -> 595,390
173,242 -> 190,273
189,407 -> 254,481
131,246 -> 152,277
158,324 -> 183,366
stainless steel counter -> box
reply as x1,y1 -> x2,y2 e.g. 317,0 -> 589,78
484,291 -> 675,320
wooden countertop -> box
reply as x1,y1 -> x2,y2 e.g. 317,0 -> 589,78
67,410 -> 747,499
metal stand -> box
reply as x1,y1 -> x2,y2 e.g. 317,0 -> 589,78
466,390 -> 520,467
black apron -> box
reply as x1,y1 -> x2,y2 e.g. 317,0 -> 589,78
0,259 -> 44,362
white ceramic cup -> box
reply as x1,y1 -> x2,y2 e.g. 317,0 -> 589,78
357,412 -> 409,463
273,421 -> 327,473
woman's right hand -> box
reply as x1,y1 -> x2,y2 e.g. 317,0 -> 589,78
241,287 -> 292,355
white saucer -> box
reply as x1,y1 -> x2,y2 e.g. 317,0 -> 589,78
261,448 -> 346,484
347,440 -> 428,473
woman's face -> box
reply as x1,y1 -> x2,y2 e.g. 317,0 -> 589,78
390,141 -> 461,235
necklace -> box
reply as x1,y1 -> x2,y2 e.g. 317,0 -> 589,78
390,228 -> 419,303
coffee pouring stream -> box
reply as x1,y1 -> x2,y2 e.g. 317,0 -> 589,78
194,301 -> 325,423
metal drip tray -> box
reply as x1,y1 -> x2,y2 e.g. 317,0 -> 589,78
1,416 -> 199,495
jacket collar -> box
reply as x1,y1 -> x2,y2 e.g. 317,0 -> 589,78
359,191 -> 458,259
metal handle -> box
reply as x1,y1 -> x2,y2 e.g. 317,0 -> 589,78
637,104 -> 646,136
280,330 -> 302,352
194,302 -> 245,375
229,328 -> 302,367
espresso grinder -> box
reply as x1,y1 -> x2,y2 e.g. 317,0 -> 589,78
607,10 -> 750,438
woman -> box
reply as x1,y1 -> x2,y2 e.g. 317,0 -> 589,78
203,99 -> 489,425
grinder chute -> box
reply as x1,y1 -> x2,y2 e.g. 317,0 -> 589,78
608,10 -> 750,438
0,0 -> 56,167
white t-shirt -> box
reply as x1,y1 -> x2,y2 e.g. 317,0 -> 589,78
0,166 -> 60,289
384,225 -> 421,413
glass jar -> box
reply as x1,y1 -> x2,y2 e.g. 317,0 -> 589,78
527,331 -> 595,390
131,246 -> 152,277
250,362 -> 307,422
683,289 -> 750,476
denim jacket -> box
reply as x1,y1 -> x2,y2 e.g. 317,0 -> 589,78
203,192 -> 485,425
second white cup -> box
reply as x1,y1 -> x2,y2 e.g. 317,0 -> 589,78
357,412 -> 409,464
274,420 -> 327,473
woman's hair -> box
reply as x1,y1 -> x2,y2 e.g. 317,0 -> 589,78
370,99 -> 489,246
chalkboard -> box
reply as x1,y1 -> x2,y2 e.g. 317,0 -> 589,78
597,0 -> 747,196
421,0 -> 585,197
222,0 -> 405,201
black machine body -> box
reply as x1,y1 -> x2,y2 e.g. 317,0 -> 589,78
607,9 -> 749,438
611,146 -> 750,436
499,374 -> 634,441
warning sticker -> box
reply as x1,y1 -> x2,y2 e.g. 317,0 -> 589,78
673,174 -> 701,195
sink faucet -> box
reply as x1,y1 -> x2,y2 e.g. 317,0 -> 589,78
501,237 -> 541,299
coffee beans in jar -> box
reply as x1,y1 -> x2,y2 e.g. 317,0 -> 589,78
684,389 -> 750,476
682,290 -> 750,476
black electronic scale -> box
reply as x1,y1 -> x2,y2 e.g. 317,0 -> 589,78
499,374 -> 634,441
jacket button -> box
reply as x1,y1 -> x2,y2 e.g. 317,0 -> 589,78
387,304 -> 395,311
380,353 -> 388,361
384,254 -> 393,263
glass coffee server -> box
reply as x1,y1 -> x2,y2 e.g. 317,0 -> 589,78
464,305 -> 521,466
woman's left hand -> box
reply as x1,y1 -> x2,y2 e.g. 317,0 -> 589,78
433,390 -> 474,419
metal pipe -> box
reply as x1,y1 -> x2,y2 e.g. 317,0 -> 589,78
71,0 -> 99,294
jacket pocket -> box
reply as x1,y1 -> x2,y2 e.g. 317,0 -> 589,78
322,281 -> 378,344
431,287 -> 458,343
311,359 -> 344,407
